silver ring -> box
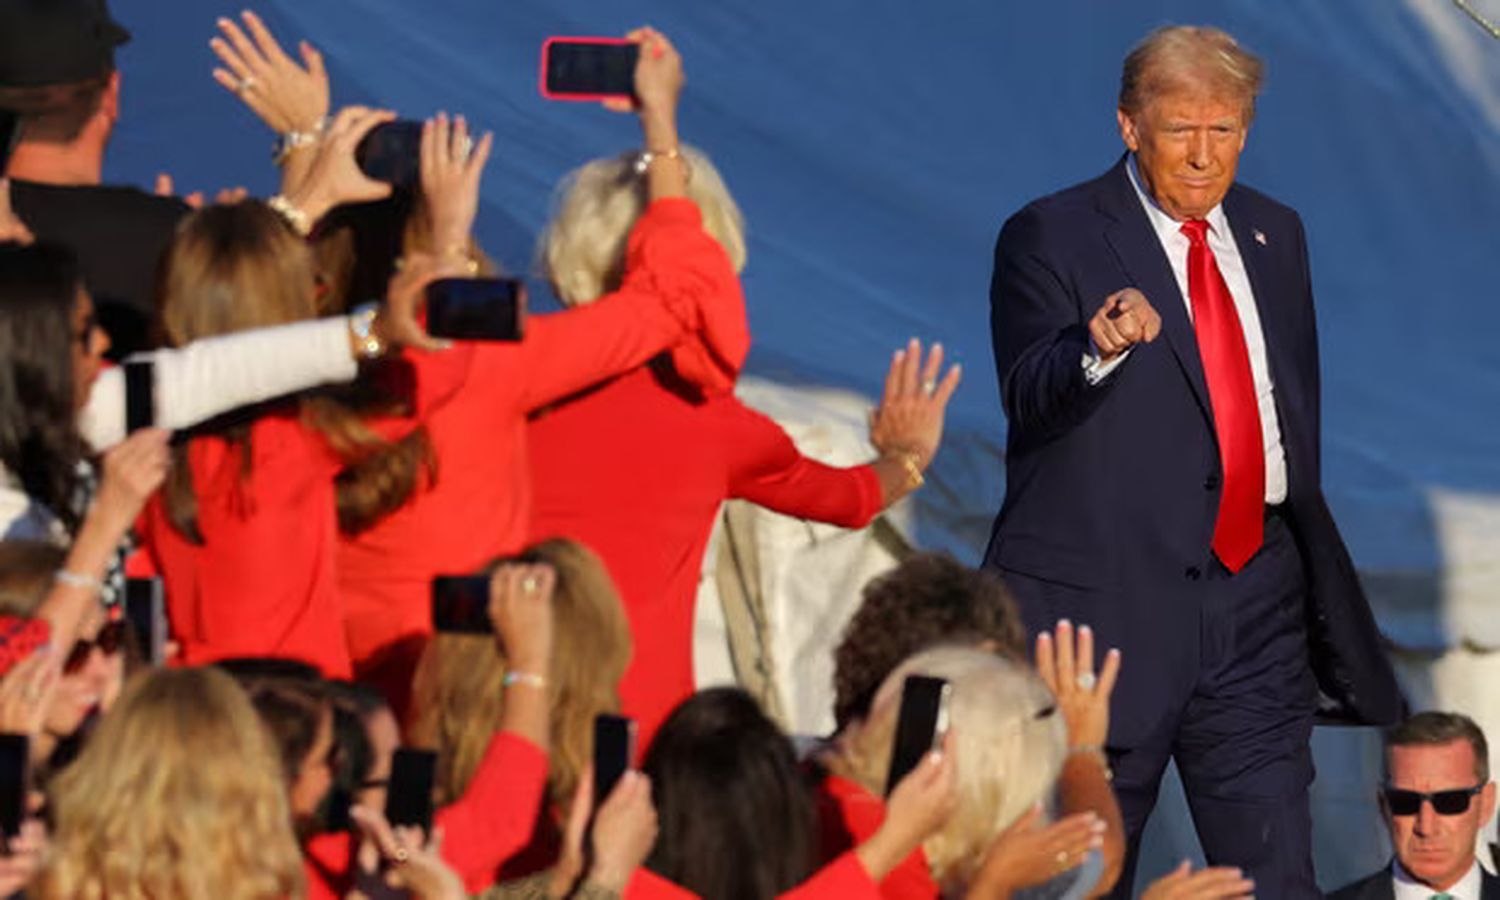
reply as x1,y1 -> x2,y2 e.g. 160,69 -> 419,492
521,576 -> 540,594
921,378 -> 937,396
236,76 -> 257,93
458,135 -> 475,161
392,846 -> 409,866
1075,671 -> 1097,691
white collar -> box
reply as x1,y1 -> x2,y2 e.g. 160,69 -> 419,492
1125,153 -> 1232,241
1392,856 -> 1483,899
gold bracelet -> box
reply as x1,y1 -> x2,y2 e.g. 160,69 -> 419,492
633,146 -> 692,181
893,450 -> 925,491
440,243 -> 481,277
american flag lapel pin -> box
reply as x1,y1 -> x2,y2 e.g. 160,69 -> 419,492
1253,229 -> 1267,246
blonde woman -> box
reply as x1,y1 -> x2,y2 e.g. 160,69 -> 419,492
822,646 -> 1088,898
528,96 -> 961,749
38,666 -> 304,900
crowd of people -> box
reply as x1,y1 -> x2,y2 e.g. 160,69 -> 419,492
0,1 -> 1489,898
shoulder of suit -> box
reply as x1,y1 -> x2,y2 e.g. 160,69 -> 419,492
1226,179 -> 1302,226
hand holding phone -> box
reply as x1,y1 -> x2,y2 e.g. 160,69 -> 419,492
430,575 -> 494,635
385,747 -> 437,834
885,675 -> 952,797
425,278 -> 525,342
540,38 -> 638,101
593,714 -> 637,807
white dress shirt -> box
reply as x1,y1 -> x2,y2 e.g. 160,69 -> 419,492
1393,857 -> 1482,900
1084,156 -> 1288,505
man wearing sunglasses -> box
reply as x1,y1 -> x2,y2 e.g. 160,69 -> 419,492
1332,712 -> 1498,899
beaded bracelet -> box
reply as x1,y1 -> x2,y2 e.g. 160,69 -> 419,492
502,671 -> 548,690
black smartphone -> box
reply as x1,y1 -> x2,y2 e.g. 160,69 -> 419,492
0,733 -> 29,847
0,110 -> 19,175
425,278 -> 525,342
884,674 -> 952,797
385,748 -> 437,833
124,577 -> 168,666
540,38 -> 638,100
355,120 -> 423,189
593,714 -> 636,804
430,575 -> 493,634
123,359 -> 154,433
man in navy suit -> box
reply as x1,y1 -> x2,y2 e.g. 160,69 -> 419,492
1331,712 -> 1498,900
983,25 -> 1403,897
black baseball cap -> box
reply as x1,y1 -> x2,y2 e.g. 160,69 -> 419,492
0,0 -> 131,88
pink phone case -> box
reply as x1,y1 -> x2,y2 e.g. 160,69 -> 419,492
539,36 -> 636,102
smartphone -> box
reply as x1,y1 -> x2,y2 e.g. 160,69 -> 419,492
430,575 -> 493,634
425,278 -> 525,342
355,119 -> 423,189
540,37 -> 638,101
884,675 -> 952,797
593,713 -> 636,804
124,577 -> 168,666
0,110 -> 19,175
0,733 -> 29,847
123,359 -> 154,433
385,748 -> 437,833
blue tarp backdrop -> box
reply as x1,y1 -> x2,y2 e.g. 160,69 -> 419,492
109,1 -> 1500,647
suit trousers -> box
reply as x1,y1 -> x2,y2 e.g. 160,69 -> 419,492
1008,513 -> 1321,898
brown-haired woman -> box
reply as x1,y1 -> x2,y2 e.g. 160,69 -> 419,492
408,538 -> 629,889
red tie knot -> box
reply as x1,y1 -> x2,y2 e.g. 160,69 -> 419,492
1180,219 -> 1211,244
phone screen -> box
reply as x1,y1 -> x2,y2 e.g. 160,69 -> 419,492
425,278 -> 525,342
593,714 -> 636,804
385,748 -> 437,833
543,40 -> 638,98
0,110 -> 19,175
124,577 -> 167,666
884,675 -> 951,797
355,120 -> 423,188
123,359 -> 154,433
430,576 -> 493,635
0,733 -> 29,843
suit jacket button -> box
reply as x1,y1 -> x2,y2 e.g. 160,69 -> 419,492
1204,474 -> 1221,491
1185,566 -> 1202,581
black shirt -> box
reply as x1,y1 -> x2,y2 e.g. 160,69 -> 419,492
9,179 -> 189,358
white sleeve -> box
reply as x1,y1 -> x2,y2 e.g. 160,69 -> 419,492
1081,338 -> 1131,386
79,316 -> 358,452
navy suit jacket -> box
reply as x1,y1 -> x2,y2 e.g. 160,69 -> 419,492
982,156 -> 1402,746
1329,865 -> 1500,899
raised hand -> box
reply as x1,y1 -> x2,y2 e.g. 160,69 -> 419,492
348,806 -> 465,900
589,770 -> 659,890
94,428 -> 171,535
210,10 -> 330,137
487,562 -> 556,678
371,252 -> 455,354
0,819 -> 48,896
870,337 -> 962,471
1089,287 -> 1161,362
1035,619 -> 1120,750
419,112 -> 493,256
0,648 -> 61,738
1140,861 -> 1254,900
857,731 -> 959,882
282,106 -> 396,225
0,179 -> 36,245
965,806 -> 1105,898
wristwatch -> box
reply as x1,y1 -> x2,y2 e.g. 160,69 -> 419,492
349,302 -> 387,360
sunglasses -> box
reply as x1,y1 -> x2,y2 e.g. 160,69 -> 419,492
1383,785 -> 1485,817
64,620 -> 127,674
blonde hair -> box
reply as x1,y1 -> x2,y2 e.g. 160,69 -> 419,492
38,666 -> 304,900
158,200 -> 433,539
539,146 -> 747,306
409,538 -> 632,809
1119,25 -> 1265,121
838,647 -> 1066,893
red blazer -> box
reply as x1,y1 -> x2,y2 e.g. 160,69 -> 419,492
337,198 -> 747,712
529,367 -> 882,743
814,772 -> 936,899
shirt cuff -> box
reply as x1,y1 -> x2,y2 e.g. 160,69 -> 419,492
1082,339 -> 1130,385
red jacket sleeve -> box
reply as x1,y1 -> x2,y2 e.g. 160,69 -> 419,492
434,731 -> 550,892
508,197 -> 746,411
622,855 -> 881,900
722,399 -> 884,528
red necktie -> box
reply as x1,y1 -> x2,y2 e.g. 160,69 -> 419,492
1181,220 -> 1264,573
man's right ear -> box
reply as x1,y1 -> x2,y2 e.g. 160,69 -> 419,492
1116,109 -> 1140,153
